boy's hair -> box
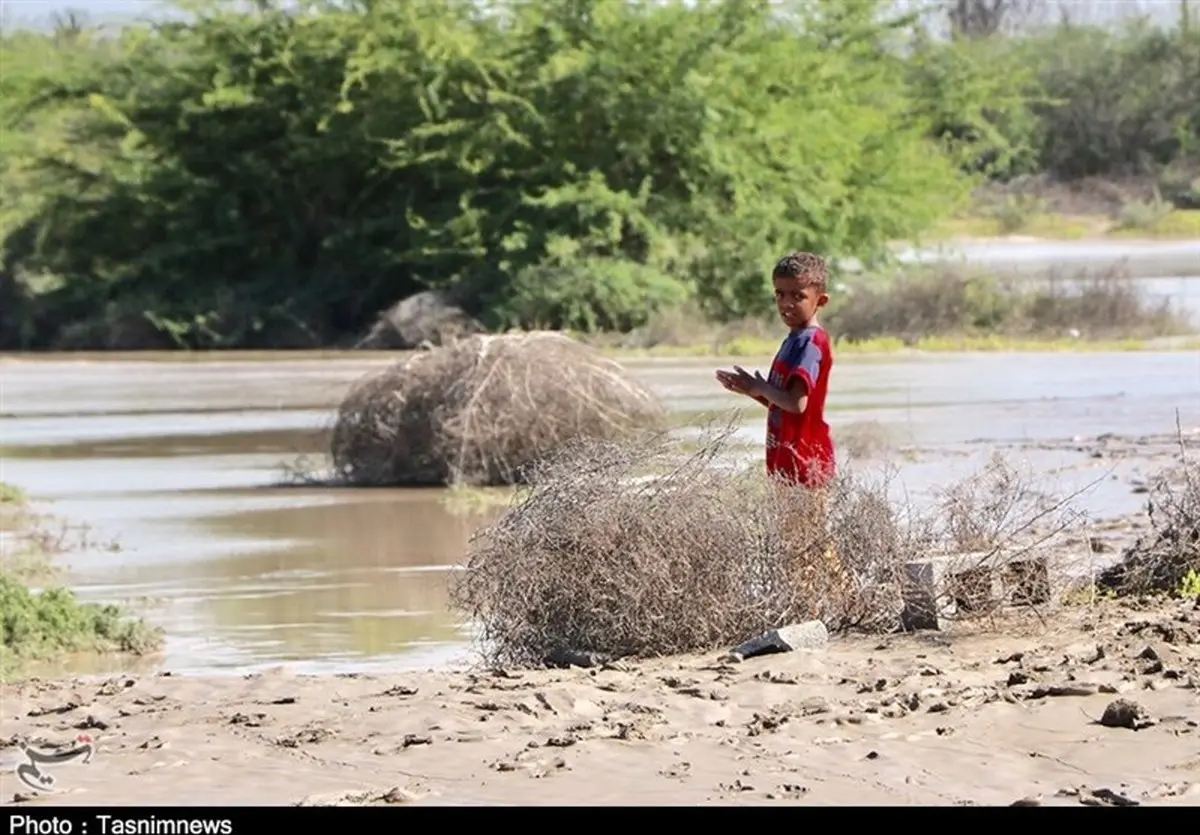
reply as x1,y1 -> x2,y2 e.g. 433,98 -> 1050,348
772,251 -> 828,294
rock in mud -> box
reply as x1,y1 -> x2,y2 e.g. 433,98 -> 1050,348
1027,683 -> 1099,699
1099,698 -> 1154,730
726,621 -> 829,662
295,786 -> 421,806
1081,787 -> 1139,807
355,290 -> 484,350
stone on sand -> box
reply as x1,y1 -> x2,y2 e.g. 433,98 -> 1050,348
726,621 -> 829,662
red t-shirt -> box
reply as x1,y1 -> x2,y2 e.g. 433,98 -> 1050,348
765,325 -> 835,487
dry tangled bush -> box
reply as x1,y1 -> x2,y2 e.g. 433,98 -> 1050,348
1099,428 -> 1200,595
827,264 -> 1187,344
448,420 -> 908,667
938,452 -> 1087,557
448,420 -> 1085,668
328,332 -> 666,487
925,452 -> 1091,619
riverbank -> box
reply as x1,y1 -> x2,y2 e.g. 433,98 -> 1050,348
11,333 -> 1197,367
3,592 -> 1197,806
602,335 -> 1200,359
5,232 -> 1198,355
586,263 -> 1200,358
929,206 -> 1200,243
934,214 -> 1200,241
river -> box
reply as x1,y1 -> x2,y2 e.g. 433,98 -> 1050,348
1,245 -> 1198,677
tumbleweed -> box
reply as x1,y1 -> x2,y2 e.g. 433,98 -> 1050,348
329,332 -> 667,487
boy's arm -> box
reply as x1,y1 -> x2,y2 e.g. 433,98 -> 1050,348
756,340 -> 822,414
756,379 -> 805,413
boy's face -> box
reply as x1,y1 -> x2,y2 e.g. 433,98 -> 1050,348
773,275 -> 828,330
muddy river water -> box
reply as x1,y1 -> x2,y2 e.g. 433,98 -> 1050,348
2,245 -> 1199,677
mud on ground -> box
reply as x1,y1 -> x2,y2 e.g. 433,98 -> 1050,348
2,594 -> 1197,807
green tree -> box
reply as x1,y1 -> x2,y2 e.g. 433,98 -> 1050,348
0,0 -> 983,348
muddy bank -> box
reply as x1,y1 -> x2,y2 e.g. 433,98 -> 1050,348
2,597 -> 1197,806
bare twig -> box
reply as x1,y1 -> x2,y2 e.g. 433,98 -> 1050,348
1098,410 -> 1200,595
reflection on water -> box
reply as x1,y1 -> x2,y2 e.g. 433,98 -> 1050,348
1,279 -> 1198,675
7,481 -> 503,676
157,492 -> 501,674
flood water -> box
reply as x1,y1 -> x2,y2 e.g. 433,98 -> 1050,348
2,252 -> 1199,677
896,238 -> 1200,280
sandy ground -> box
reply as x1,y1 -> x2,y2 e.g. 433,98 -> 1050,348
2,596 -> 1198,807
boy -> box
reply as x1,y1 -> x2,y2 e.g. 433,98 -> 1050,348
715,251 -> 835,488
715,252 -> 847,613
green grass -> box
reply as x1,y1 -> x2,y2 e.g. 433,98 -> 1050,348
0,482 -> 27,505
0,481 -> 163,680
1180,569 -> 1200,600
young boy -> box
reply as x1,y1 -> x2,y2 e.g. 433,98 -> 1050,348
716,252 -> 846,611
715,251 -> 835,488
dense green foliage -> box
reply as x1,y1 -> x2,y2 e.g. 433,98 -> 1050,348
0,0 -> 1196,350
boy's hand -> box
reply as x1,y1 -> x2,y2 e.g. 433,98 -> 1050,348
716,366 -> 767,398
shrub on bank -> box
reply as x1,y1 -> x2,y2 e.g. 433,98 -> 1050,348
824,265 -> 1189,345
0,574 -> 162,677
596,265 -> 1192,354
1099,430 -> 1200,597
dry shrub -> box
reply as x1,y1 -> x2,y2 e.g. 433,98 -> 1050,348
938,452 -> 1085,556
1099,426 -> 1200,595
928,453 -> 1091,620
449,419 -> 1085,668
826,264 -> 1187,343
328,332 -> 666,487
448,420 -> 916,667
